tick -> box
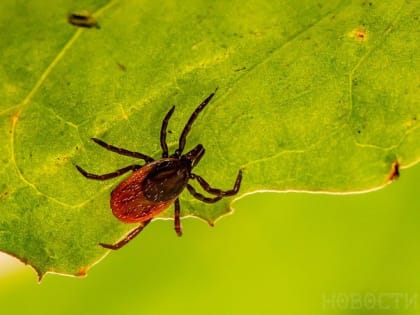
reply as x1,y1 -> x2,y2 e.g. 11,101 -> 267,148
68,12 -> 100,29
76,91 -> 242,250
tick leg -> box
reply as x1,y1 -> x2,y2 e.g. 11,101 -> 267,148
91,138 -> 154,163
99,219 -> 152,250
187,184 -> 223,203
75,164 -> 141,180
175,89 -> 217,157
160,106 -> 175,158
174,198 -> 182,236
190,170 -> 242,196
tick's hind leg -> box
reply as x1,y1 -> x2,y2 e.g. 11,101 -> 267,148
190,170 -> 242,197
99,219 -> 152,250
91,137 -> 154,163
75,164 -> 142,180
174,198 -> 183,236
186,184 -> 223,203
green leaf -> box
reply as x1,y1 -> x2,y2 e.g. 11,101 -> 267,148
0,0 -> 418,279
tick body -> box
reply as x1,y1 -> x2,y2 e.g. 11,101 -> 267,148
76,91 -> 242,250
111,158 -> 191,223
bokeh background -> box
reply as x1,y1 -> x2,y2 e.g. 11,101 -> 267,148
0,163 -> 419,315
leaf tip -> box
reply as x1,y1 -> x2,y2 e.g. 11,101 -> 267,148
388,160 -> 400,182
76,267 -> 88,278
37,271 -> 45,283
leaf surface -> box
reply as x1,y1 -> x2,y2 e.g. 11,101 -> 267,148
0,0 -> 419,278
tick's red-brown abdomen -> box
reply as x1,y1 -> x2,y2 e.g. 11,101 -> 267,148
110,163 -> 175,223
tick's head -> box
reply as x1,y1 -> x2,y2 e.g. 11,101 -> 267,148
183,144 -> 205,168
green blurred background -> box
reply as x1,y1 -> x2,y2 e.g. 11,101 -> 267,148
0,164 -> 419,315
